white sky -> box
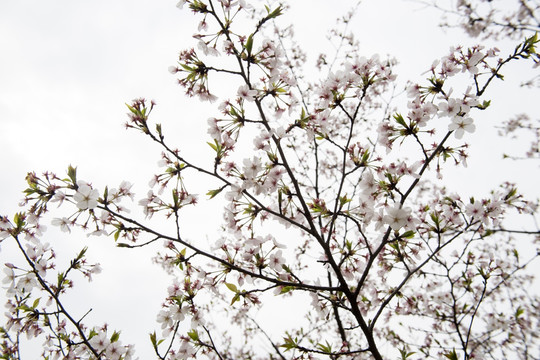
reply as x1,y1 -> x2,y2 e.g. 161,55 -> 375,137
1,0 -> 538,358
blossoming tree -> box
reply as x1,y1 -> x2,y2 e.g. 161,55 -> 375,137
1,1 -> 539,359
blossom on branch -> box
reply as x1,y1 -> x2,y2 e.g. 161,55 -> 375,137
383,205 -> 412,231
449,116 -> 476,139
73,182 -> 99,210
237,84 -> 257,102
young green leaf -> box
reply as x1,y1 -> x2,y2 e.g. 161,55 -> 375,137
444,349 -> 458,360
187,329 -> 199,341
245,34 -> 254,54
206,188 -> 223,199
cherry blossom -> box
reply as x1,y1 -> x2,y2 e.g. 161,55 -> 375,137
0,215 -> 11,240
176,0 -> 186,10
267,250 -> 285,272
438,98 -> 461,118
236,84 -> 257,102
73,182 -> 99,210
383,205 -> 412,231
449,115 -> 476,139
51,217 -> 72,233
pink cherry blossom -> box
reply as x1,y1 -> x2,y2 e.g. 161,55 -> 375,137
237,84 -> 257,102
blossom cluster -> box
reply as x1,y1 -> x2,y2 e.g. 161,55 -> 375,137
431,0 -> 540,40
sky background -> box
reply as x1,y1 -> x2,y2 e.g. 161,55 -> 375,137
1,0 -> 538,358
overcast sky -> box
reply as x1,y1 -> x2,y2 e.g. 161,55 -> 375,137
1,1 -> 538,358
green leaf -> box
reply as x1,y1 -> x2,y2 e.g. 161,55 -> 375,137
361,149 -> 370,165
126,104 -> 137,115
281,264 -> 292,273
172,189 -> 180,209
428,77 -> 444,94
297,107 -> 310,127
316,341 -> 333,353
400,230 -> 415,239
393,113 -> 407,128
245,34 -> 254,54
42,313 -> 50,327
206,188 -> 223,199
116,243 -> 132,248
279,286 -> 294,294
180,64 -> 194,72
57,272 -> 65,286
230,293 -> 240,305
225,283 -> 238,292
266,4 -> 284,19
16,304 -> 32,313
187,329 -> 199,341
339,195 -> 351,207
156,123 -> 163,139
267,151 -> 278,164
524,33 -> 538,55
207,141 -> 217,151
476,100 -> 491,110
110,331 -> 120,343
388,242 -> 400,252
482,228 -> 494,237
150,331 -> 157,348
88,329 -> 98,340
399,348 -> 416,359
67,165 -> 77,185
32,298 -> 41,309
444,349 -> 458,360
280,334 -> 298,351
76,247 -> 88,261
504,187 -> 517,201
114,229 -> 121,241
13,212 -> 25,231
207,140 -> 223,158
430,212 -> 440,226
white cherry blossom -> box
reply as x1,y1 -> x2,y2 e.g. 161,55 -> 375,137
449,115 -> 476,139
73,183 -> 99,210
383,205 -> 412,231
